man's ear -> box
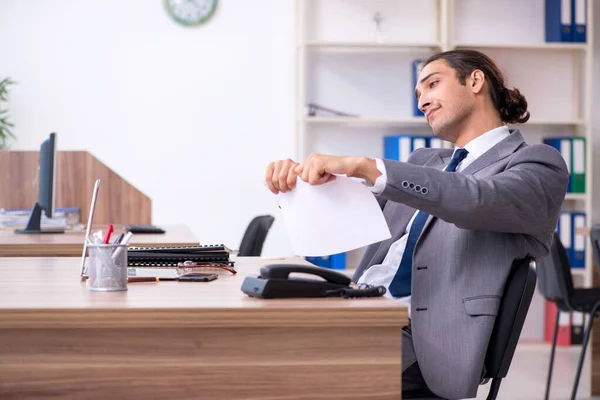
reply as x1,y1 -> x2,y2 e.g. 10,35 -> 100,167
469,69 -> 485,94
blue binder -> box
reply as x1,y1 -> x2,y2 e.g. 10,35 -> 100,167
543,137 -> 572,192
558,211 -> 574,266
573,0 -> 587,42
412,59 -> 424,116
545,0 -> 573,42
429,137 -> 443,148
412,136 -> 428,152
306,252 -> 346,270
384,135 -> 434,162
571,211 -> 586,268
384,135 -> 413,162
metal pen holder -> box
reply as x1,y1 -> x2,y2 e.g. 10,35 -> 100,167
86,243 -> 128,291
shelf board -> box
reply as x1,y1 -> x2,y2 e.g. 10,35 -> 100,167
515,118 -> 587,126
453,42 -> 588,51
565,193 -> 587,201
303,117 -> 585,127
304,42 -> 442,51
303,117 -> 428,126
571,268 -> 587,277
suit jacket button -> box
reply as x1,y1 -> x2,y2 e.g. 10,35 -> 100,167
415,185 -> 422,192
421,187 -> 429,195
409,182 -> 415,190
402,180 -> 409,188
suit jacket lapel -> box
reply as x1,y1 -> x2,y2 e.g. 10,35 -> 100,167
367,149 -> 453,266
419,129 -> 525,235
461,130 -> 525,176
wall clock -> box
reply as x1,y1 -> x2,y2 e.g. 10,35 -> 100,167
164,0 -> 217,26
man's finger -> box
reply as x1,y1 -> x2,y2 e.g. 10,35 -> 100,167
265,162 -> 278,194
271,162 -> 282,193
301,162 -> 311,183
287,166 -> 298,189
278,162 -> 292,192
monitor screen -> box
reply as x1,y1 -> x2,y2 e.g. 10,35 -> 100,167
14,132 -> 63,234
38,132 -> 56,218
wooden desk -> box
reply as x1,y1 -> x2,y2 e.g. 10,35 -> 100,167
0,225 -> 198,257
0,257 -> 406,400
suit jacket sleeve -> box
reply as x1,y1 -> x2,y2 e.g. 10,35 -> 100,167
379,144 -> 569,237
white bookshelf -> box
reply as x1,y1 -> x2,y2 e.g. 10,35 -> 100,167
295,0 -> 595,292
565,193 -> 588,202
304,116 -> 586,127
305,42 -> 442,51
303,117 -> 429,126
453,42 -> 588,51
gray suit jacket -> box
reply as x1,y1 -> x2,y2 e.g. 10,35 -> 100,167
353,129 -> 568,399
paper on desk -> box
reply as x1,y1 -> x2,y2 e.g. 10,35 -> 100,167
276,176 -> 391,257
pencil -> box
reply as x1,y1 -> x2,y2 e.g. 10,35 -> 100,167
127,277 -> 160,283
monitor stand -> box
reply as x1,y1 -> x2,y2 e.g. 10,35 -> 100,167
14,203 -> 65,234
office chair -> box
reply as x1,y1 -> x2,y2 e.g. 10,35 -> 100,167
238,215 -> 275,257
479,257 -> 537,400
537,231 -> 600,400
406,258 -> 536,400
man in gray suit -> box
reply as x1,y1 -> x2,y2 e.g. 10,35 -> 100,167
265,49 -> 569,399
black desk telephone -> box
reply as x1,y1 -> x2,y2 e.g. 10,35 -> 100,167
241,264 -> 386,299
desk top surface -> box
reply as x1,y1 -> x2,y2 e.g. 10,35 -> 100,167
0,225 -> 199,257
0,257 -> 407,328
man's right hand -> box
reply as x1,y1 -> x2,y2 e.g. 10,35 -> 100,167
265,158 -> 300,194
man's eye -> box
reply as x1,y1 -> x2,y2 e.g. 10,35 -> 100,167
429,81 -> 439,88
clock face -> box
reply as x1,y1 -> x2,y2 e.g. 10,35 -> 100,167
164,0 -> 217,26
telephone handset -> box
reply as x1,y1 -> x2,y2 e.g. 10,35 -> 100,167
241,264 -> 386,299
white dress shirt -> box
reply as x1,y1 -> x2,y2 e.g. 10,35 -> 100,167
358,126 -> 511,317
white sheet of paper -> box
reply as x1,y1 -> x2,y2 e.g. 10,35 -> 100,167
276,176 -> 391,257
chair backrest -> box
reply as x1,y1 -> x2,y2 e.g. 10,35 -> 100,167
589,225 -> 600,275
483,257 -> 537,380
238,215 -> 275,257
536,232 -> 575,307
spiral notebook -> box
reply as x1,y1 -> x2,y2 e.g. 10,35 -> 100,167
127,244 -> 234,267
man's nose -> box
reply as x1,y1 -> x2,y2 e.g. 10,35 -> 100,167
418,93 -> 431,114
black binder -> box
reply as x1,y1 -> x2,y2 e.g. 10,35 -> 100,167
127,244 -> 233,267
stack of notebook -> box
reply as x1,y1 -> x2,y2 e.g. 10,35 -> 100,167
127,244 -> 233,267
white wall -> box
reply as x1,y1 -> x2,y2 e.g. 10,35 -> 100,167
0,0 -> 296,256
2,0 -> 599,264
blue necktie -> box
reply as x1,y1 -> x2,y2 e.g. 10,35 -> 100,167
388,148 -> 469,297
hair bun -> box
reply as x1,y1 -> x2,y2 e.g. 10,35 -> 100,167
499,87 -> 530,124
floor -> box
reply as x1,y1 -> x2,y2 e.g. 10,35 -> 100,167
473,342 -> 596,400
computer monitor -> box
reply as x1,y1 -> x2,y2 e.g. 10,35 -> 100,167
15,132 -> 65,234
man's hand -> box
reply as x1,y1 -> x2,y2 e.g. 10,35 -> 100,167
293,154 -> 354,186
296,154 -> 382,186
265,158 -> 300,194
265,154 -> 382,194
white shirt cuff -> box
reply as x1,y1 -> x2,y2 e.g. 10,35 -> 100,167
363,158 -> 387,195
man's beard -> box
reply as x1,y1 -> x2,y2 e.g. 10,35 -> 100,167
430,103 -> 472,143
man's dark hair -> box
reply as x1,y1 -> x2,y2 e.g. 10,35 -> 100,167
422,49 -> 530,124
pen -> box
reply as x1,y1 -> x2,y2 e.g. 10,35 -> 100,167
93,230 -> 104,244
121,232 -> 134,245
127,277 -> 161,283
82,276 -> 171,283
111,232 -> 134,260
112,232 -> 125,245
103,225 -> 114,244
125,276 -> 187,283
